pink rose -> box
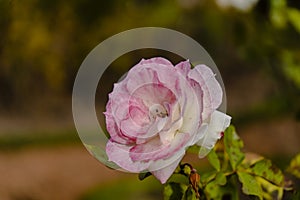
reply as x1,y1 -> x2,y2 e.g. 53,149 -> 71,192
105,57 -> 231,183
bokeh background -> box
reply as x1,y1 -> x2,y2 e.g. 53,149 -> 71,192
0,0 -> 299,199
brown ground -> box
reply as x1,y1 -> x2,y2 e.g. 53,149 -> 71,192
0,145 -> 131,200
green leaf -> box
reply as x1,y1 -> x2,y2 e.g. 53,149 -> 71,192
286,153 -> 300,178
224,126 -> 245,170
204,180 -> 225,200
237,171 -> 263,200
164,182 -> 188,200
204,174 -> 239,200
186,145 -> 200,154
255,176 -> 284,200
270,0 -> 288,28
251,159 -> 284,186
200,170 -> 217,186
183,187 -> 198,200
215,172 -> 227,186
207,149 -> 221,171
287,8 -> 300,33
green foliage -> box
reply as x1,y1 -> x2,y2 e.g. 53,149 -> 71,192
163,125 -> 299,200
207,149 -> 220,171
224,125 -> 244,170
286,153 -> 300,179
250,159 -> 284,186
164,182 -> 189,200
237,171 -> 263,199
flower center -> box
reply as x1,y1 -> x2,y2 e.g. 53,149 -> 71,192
149,104 -> 168,119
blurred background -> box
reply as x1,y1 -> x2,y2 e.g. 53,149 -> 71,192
0,0 -> 299,199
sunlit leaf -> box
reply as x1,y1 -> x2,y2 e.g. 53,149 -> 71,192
287,8 -> 300,33
215,172 -> 227,186
224,126 -> 245,170
255,176 -> 284,200
237,171 -> 263,199
250,159 -> 284,186
207,149 -> 221,171
270,0 -> 288,28
286,153 -> 300,178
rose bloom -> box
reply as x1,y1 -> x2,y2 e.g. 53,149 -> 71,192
105,57 -> 231,183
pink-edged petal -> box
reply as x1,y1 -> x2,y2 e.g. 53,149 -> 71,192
188,64 -> 223,120
138,57 -> 174,67
106,140 -> 150,172
126,59 -> 181,101
176,60 -> 205,129
197,111 -> 231,158
175,60 -> 191,77
178,92 -> 201,136
130,132 -> 190,162
128,82 -> 177,108
119,118 -> 146,139
151,154 -> 184,184
128,97 -> 150,126
105,101 -> 134,144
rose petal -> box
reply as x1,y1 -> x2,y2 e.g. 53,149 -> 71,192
139,57 -> 174,67
106,140 -> 150,172
151,154 -> 184,184
159,117 -> 183,145
175,60 -> 191,77
129,82 -> 176,108
130,132 -> 190,162
189,123 -> 208,146
197,110 -> 231,158
188,64 -> 223,120
105,101 -> 134,144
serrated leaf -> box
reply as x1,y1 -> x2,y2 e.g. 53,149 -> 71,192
237,171 -> 263,200
255,176 -> 284,200
207,149 -> 221,171
164,182 -> 188,200
286,153 -> 300,178
251,159 -> 284,186
215,172 -> 227,186
224,126 -> 245,170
